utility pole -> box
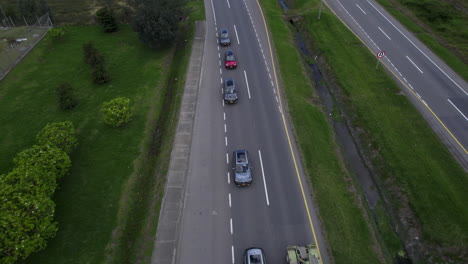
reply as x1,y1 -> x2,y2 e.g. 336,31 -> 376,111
318,0 -> 323,20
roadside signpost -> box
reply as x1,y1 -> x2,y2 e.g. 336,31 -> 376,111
376,50 -> 385,69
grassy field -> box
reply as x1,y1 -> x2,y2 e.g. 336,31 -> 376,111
0,24 -> 170,263
278,0 -> 467,262
260,0 -> 386,263
375,0 -> 468,81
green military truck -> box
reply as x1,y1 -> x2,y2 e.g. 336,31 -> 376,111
286,244 -> 320,264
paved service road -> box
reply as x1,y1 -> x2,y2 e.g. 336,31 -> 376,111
324,0 -> 468,169
176,0 -> 330,263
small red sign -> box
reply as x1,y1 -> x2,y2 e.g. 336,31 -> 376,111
377,50 -> 386,58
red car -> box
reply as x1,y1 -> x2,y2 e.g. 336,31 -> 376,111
225,50 -> 237,69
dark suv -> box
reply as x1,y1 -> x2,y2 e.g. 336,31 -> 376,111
224,78 -> 238,104
232,150 -> 252,186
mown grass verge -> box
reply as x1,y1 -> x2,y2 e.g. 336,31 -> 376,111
103,2 -> 206,263
375,0 -> 468,81
0,25 -> 169,263
260,0 -> 385,263
288,0 -> 467,262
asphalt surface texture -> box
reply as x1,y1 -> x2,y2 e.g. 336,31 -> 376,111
174,0 -> 330,263
324,0 -> 468,170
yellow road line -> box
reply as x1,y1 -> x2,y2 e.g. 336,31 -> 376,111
254,0 -> 324,262
323,0 -> 467,155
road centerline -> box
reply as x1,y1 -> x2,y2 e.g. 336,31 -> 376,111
234,24 -> 240,45
448,99 -> 468,121
356,4 -> 366,14
378,26 -> 391,40
258,149 -> 270,206
406,55 -> 424,73
243,70 -> 252,99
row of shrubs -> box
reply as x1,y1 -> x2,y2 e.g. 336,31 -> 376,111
83,41 -> 111,85
0,121 -> 78,263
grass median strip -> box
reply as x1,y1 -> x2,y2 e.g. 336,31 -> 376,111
260,0 -> 385,262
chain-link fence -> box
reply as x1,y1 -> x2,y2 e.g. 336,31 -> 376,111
0,10 -> 52,80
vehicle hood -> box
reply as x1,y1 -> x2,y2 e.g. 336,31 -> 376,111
226,60 -> 237,66
235,172 -> 251,182
224,93 -> 238,100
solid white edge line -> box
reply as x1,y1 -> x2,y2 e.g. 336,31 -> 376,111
448,99 -> 468,121
378,26 -> 391,40
406,56 -> 424,73
244,70 -> 252,99
230,218 -> 233,234
356,3 -> 366,14
210,0 -> 217,25
366,0 -> 467,96
258,150 -> 270,206
234,24 -> 240,45
229,193 -> 231,207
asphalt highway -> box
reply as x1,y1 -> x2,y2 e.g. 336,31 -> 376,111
324,0 -> 468,169
176,0 -> 330,263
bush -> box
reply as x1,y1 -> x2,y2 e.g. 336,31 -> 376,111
48,28 -> 65,41
56,82 -> 78,110
36,121 -> 79,154
0,169 -> 58,264
101,97 -> 132,127
91,63 -> 111,84
96,7 -> 118,33
14,144 -> 71,179
83,41 -> 99,65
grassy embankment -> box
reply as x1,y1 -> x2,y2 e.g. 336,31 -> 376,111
260,0 -> 385,263
261,0 -> 468,262
375,0 -> 468,81
0,1 -> 204,262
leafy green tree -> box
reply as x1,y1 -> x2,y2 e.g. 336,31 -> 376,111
48,28 -> 65,42
96,7 -> 119,33
132,0 -> 186,48
14,144 -> 71,179
101,97 -> 132,127
36,121 -> 78,154
56,82 -> 78,110
0,170 -> 57,263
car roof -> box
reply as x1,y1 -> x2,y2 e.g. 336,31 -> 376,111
226,78 -> 234,86
221,28 -> 228,33
226,50 -> 234,55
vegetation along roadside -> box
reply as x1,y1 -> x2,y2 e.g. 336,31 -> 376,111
260,0 -> 467,263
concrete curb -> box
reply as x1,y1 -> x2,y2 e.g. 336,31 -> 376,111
150,20 -> 206,264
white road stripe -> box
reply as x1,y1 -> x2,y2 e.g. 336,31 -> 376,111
231,245 -> 235,264
218,53 -> 220,58
356,4 -> 366,14
225,136 -> 228,146
406,56 -> 423,73
448,99 -> 468,121
224,123 -> 227,133
210,0 -> 217,25
230,218 -> 233,234
228,172 -> 230,184
378,26 -> 391,40
234,24 -> 240,45
226,0 -> 231,8
228,193 -> 231,207
366,0 -> 467,96
258,150 -> 270,206
224,112 -> 226,120
244,70 -> 252,99
226,153 -> 229,164
219,68 -> 222,74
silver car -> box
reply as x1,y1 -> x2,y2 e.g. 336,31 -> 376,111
233,150 -> 252,186
244,248 -> 266,264
224,78 -> 238,104
220,28 -> 231,46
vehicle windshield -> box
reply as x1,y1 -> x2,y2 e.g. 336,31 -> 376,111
225,88 -> 236,94
235,164 -> 248,173
249,254 -> 263,263
226,55 -> 235,61
221,32 -> 229,38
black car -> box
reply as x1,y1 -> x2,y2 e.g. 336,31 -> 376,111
224,78 -> 238,104
244,248 -> 266,264
233,150 -> 252,186
220,28 -> 231,46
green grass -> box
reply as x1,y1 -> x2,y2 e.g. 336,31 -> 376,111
375,0 -> 468,81
0,25 -> 170,263
260,0 -> 384,263
103,2 -> 206,263
283,0 -> 467,261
